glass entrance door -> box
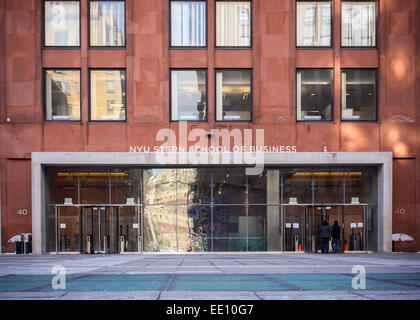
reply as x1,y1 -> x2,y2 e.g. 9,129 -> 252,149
57,206 -> 81,252
83,206 -> 117,253
343,205 -> 366,251
117,206 -> 142,253
305,205 -> 340,253
283,205 -> 305,251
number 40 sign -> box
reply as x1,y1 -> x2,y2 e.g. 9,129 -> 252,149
17,209 -> 29,216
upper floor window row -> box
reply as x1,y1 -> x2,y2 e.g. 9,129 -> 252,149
43,1 -> 376,49
44,0 -> 125,48
297,0 -> 377,48
170,1 -> 252,48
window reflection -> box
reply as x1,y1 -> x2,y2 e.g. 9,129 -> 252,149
341,69 -> 377,121
45,70 -> 81,121
216,70 -> 252,121
296,1 -> 332,47
297,69 -> 333,121
90,70 -> 126,121
342,1 -> 376,47
90,1 -> 125,46
44,1 -> 80,46
216,1 -> 251,47
171,70 -> 207,121
171,1 -> 206,47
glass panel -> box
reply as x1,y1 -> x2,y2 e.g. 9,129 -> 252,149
215,70 -> 252,121
44,1 -> 80,46
58,206 -> 80,252
90,1 -> 125,46
297,69 -> 333,121
342,1 -> 376,47
282,169 -> 313,205
213,168 -> 246,204
212,206 -> 247,251
143,205 -> 177,252
171,1 -> 206,47
118,206 -> 140,252
342,69 -> 377,121
248,206 -> 267,251
143,169 -> 177,205
313,170 -> 344,204
177,168 -> 211,205
216,1 -> 251,47
343,205 -> 365,251
45,70 -> 81,121
171,70 -> 207,121
345,168 -> 376,204
296,1 -> 332,47
46,168 -> 79,205
79,170 -> 110,204
284,206 -> 304,251
248,170 -> 280,204
90,70 -> 126,121
111,169 -> 142,204
177,205 -> 210,252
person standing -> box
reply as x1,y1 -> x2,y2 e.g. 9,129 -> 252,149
331,221 -> 340,253
319,220 -> 331,253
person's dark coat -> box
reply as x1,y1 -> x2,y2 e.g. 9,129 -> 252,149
331,222 -> 340,239
319,221 -> 331,239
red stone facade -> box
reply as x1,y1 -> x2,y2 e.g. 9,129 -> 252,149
0,0 -> 419,252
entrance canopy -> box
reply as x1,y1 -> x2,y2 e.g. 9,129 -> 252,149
31,152 -> 393,253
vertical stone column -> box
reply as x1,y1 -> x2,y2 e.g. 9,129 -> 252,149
267,170 -> 280,250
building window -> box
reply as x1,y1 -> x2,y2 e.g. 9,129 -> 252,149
216,1 -> 251,47
297,69 -> 333,121
341,1 -> 376,47
90,1 -> 125,47
216,69 -> 252,122
296,1 -> 332,47
171,70 -> 207,121
341,69 -> 377,121
106,80 -> 115,93
44,1 -> 80,47
170,1 -> 206,47
44,69 -> 81,121
90,70 -> 126,121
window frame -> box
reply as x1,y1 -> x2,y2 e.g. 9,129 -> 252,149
340,68 -> 378,122
214,68 -> 253,123
42,0 -> 81,49
296,0 -> 334,49
340,0 -> 378,49
296,68 -> 334,123
169,0 -> 208,49
169,68 -> 209,123
88,68 -> 127,123
88,0 -> 126,49
43,68 -> 82,122
214,0 -> 253,49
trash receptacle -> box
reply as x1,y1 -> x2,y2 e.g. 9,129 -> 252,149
16,235 -> 23,254
23,234 -> 32,254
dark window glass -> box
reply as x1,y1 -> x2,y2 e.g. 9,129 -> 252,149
341,69 -> 377,121
216,1 -> 251,47
171,1 -> 206,47
44,1 -> 80,46
297,69 -> 333,121
45,69 -> 81,121
216,69 -> 252,121
341,1 -> 376,47
90,70 -> 126,121
296,1 -> 332,47
171,70 -> 207,121
90,1 -> 125,46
